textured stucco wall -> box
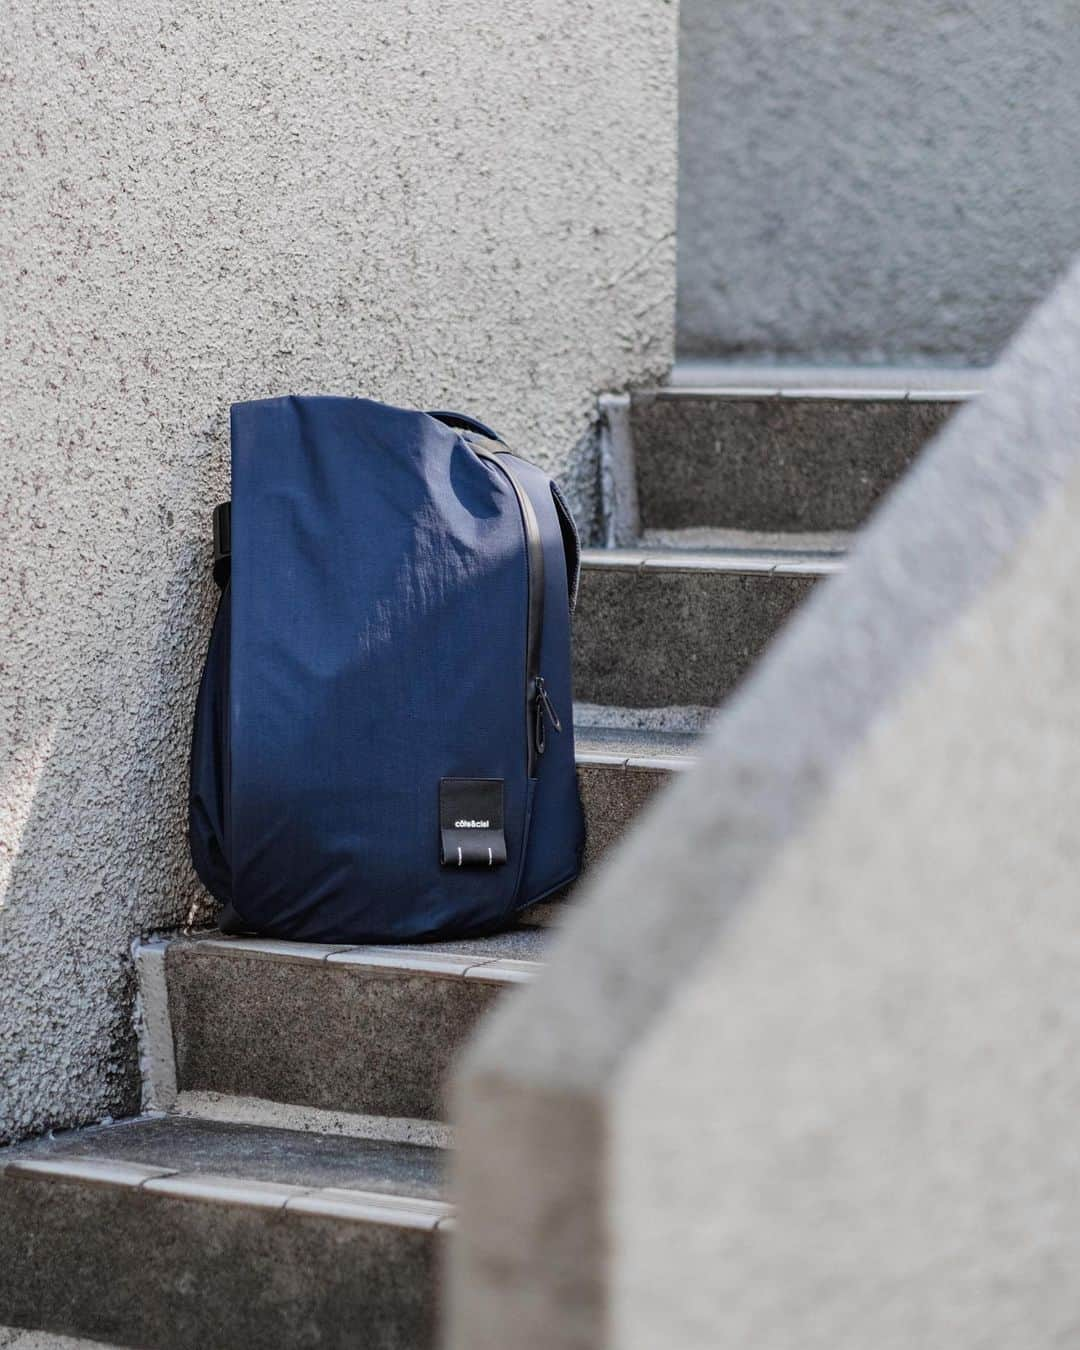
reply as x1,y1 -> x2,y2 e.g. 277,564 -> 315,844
452,254 -> 1080,1346
0,0 -> 676,1144
678,0 -> 1080,363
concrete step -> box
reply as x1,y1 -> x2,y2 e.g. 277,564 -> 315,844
630,381 -> 975,534
572,546 -> 841,709
575,724 -> 692,868
0,1114 -> 449,1349
154,931 -> 546,1124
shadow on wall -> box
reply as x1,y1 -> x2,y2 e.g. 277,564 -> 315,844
0,421 -> 224,1145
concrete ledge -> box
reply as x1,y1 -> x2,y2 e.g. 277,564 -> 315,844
451,260 -> 1080,1348
132,940 -> 177,1113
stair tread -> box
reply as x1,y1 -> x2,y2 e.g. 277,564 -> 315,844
575,722 -> 698,764
0,1118 -> 445,1347
2,1113 -> 449,1203
628,380 -> 963,537
661,361 -> 987,395
185,926 -> 548,967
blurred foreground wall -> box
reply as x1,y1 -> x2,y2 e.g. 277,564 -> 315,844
679,0 -> 1080,363
0,0 -> 677,1143
453,254 -> 1080,1347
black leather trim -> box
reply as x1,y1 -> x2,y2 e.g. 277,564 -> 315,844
549,479 -> 580,615
212,501 -> 231,589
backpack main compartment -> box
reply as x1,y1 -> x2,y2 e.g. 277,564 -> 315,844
189,395 -> 584,942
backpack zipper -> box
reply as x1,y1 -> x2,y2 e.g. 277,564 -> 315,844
467,437 -> 561,777
533,674 -> 562,758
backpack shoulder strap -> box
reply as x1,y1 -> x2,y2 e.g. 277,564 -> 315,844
426,409 -> 504,441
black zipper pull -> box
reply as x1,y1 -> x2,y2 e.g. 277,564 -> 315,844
533,676 -> 562,758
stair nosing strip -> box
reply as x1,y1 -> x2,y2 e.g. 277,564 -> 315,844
574,750 -> 631,769
168,937 -> 545,979
326,949 -> 498,978
4,1157 -> 178,1188
580,548 -> 844,577
641,384 -> 980,402
624,754 -> 694,774
284,1186 -> 453,1228
141,1172 -> 306,1209
575,749 -> 692,774
192,937 -> 354,963
462,958 -> 543,985
6,1157 -> 454,1229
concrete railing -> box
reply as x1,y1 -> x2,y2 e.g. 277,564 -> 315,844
450,257 -> 1080,1348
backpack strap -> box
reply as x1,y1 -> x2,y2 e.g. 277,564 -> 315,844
426,409 -> 505,442
211,501 -> 231,589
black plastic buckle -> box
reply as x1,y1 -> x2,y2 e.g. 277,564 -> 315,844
212,501 -> 231,588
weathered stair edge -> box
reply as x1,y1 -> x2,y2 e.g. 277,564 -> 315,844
0,1123 -> 450,1350
140,938 -> 542,1125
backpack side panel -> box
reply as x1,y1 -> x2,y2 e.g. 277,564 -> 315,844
188,586 -> 232,905
502,453 -> 586,904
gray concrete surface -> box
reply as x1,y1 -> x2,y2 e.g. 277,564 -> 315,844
573,551 -> 829,707
4,1113 -> 448,1199
577,761 -> 674,870
633,391 -> 960,533
451,252 -> 1080,1347
678,1 -> 1080,362
166,940 -> 507,1120
577,727 -> 692,870
0,0 -> 677,1145
0,1166 -> 440,1349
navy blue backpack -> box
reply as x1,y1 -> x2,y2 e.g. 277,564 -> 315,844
189,396 -> 585,943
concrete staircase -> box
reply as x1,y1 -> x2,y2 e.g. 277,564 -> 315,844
0,375 -> 973,1348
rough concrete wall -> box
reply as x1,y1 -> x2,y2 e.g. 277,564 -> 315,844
0,0 -> 676,1144
678,0 -> 1080,363
452,253 -> 1080,1346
